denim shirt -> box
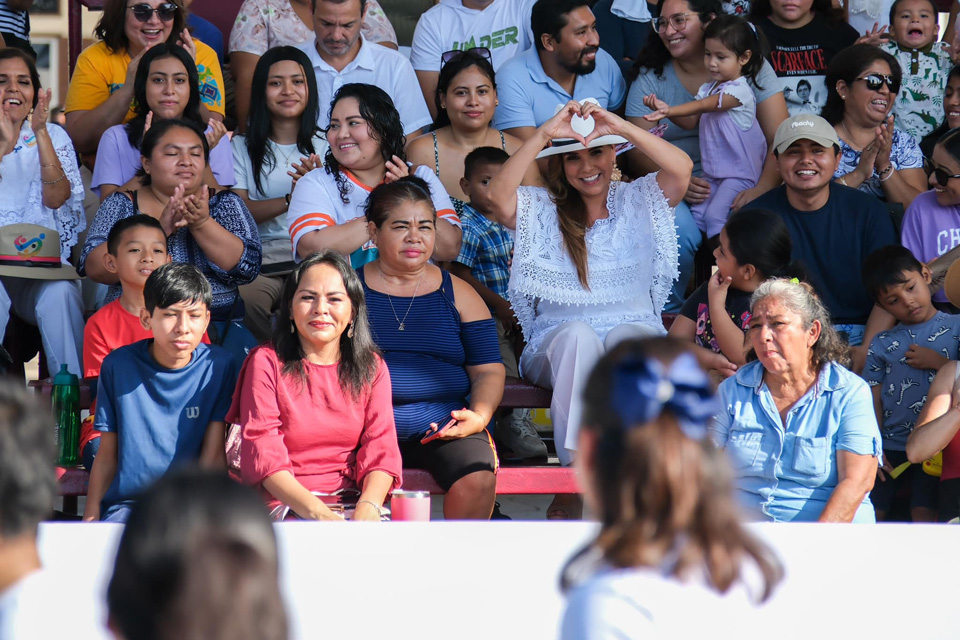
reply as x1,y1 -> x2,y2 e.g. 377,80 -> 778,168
712,361 -> 882,523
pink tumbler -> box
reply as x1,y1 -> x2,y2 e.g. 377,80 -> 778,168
390,490 -> 431,521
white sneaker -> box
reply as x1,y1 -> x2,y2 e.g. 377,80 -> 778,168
497,409 -> 548,459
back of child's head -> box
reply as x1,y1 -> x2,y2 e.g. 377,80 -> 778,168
463,146 -> 509,181
888,0 -> 937,25
723,209 -> 797,280
702,15 -> 765,85
144,263 -> 212,314
108,469 -> 286,640
561,337 -> 781,602
106,214 -> 167,256
862,245 -> 926,303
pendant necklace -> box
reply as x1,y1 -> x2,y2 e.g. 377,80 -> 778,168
379,263 -> 424,331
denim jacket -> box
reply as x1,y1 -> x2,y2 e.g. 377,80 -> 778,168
712,361 -> 882,523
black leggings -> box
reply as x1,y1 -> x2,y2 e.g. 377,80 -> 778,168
938,477 -> 960,522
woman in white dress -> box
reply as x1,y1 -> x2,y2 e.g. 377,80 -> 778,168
487,99 -> 697,515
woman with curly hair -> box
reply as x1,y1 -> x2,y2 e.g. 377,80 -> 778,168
286,83 -> 461,268
713,278 -> 882,522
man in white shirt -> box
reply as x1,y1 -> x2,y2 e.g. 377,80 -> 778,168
0,382 -> 107,639
410,0 -> 537,120
301,0 -> 431,135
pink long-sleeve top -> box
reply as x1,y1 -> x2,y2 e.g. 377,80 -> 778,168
227,345 -> 402,507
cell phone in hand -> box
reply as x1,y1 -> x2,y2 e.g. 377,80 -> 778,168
421,417 -> 457,444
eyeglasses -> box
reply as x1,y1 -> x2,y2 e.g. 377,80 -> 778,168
440,47 -> 492,70
127,3 -> 178,23
653,12 -> 694,33
855,73 -> 899,93
934,167 -> 960,186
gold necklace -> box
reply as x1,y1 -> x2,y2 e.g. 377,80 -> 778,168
378,263 -> 424,331
839,121 -> 865,152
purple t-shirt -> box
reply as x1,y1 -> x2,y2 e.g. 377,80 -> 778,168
91,123 -> 235,196
901,190 -> 960,303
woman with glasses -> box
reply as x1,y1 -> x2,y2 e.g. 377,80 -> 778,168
63,0 -> 225,158
823,44 -> 926,209
626,0 -> 787,212
901,127 -> 960,309
406,48 -> 540,217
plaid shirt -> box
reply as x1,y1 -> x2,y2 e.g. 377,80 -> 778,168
455,203 -> 514,302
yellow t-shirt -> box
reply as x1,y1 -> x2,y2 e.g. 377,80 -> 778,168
64,40 -> 225,121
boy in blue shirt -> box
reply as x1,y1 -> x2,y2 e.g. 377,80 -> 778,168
449,147 -> 547,460
862,246 -> 960,522
82,263 -> 238,523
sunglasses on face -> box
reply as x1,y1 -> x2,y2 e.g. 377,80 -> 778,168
855,73 -> 899,93
127,2 -> 178,23
440,47 -> 492,69
934,167 -> 960,186
653,12 -> 694,32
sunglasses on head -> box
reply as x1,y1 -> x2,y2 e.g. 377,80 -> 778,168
440,47 -> 492,70
127,2 -> 178,23
934,167 -> 960,186
855,73 -> 899,93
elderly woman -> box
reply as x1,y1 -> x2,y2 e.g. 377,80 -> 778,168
824,45 -> 926,209
0,48 -> 85,376
713,279 -> 882,522
64,0 -> 225,157
406,48 -> 539,216
228,250 -> 402,521
359,177 -> 504,520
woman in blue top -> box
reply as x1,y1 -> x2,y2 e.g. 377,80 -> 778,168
712,278 -> 882,522
358,176 -> 505,520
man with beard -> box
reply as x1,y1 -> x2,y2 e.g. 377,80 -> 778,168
299,0 -> 431,135
493,0 -> 626,140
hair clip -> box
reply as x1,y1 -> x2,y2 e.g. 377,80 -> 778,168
609,352 -> 719,440
789,277 -> 800,284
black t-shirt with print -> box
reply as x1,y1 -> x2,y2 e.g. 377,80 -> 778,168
679,281 -> 753,354
756,15 -> 858,116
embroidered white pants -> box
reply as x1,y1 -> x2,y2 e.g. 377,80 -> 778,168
520,321 -> 661,466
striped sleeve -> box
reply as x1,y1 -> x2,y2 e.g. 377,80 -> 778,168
286,169 -> 337,261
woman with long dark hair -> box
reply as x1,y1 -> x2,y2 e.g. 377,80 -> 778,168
228,249 -> 402,521
92,43 -> 233,201
406,49 -> 539,216
287,83 -> 461,267
64,0 -> 225,157
232,45 -> 327,342
560,338 -> 782,636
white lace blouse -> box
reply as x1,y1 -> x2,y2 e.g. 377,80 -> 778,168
508,173 -> 678,355
0,122 -> 85,263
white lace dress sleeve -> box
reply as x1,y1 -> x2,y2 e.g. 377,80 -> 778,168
508,174 -> 678,354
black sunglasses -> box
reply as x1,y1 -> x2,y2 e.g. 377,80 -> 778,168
127,2 -> 178,23
440,47 -> 492,69
855,73 -> 899,93
934,167 -> 960,186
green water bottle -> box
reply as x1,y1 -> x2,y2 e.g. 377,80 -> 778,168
52,364 -> 80,467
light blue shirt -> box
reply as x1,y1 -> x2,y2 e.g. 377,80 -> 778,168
492,46 -> 626,130
712,360 -> 882,523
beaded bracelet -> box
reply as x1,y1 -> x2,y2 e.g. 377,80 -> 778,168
356,500 -> 382,517
41,169 -> 66,185
878,165 -> 894,182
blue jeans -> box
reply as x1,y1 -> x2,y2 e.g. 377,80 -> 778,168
102,503 -> 132,523
81,437 -> 100,471
664,201 -> 702,313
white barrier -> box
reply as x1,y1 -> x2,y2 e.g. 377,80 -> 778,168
35,522 -> 960,639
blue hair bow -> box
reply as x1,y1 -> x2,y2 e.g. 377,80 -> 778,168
609,352 -> 720,440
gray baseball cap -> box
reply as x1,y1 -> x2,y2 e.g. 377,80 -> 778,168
772,114 -> 840,155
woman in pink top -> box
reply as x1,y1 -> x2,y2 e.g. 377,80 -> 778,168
228,249 -> 402,521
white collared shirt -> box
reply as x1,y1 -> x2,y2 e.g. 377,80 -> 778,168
298,35 -> 432,135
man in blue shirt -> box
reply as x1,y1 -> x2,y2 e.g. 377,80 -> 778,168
750,114 -> 897,366
493,0 -> 626,140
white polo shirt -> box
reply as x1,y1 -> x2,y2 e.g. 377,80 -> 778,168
287,164 -> 460,266
299,35 -> 432,136
410,0 -> 536,72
